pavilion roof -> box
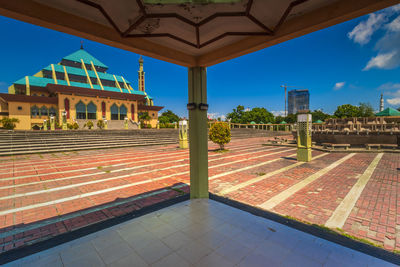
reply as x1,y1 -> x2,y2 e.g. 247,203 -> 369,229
0,0 -> 397,67
375,107 -> 400,117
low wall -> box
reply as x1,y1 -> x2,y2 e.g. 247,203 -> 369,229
298,132 -> 400,146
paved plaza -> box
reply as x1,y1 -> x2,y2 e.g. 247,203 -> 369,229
0,136 -> 399,260
5,199 -> 395,267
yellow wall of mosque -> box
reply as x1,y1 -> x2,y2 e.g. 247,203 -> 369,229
7,102 -> 31,130
31,91 -> 50,97
3,95 -> 160,130
57,94 -> 139,124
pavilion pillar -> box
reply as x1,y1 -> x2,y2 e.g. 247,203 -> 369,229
188,67 -> 208,199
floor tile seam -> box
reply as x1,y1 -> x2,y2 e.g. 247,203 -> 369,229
3,143 -> 266,178
0,141 -> 260,169
257,153 -> 357,210
272,153 -> 380,209
218,153 -> 330,195
0,173 -> 190,216
209,149 -> 297,180
0,147 -> 185,169
324,153 -> 384,229
0,146 -> 285,193
0,184 -> 188,239
1,150 -> 191,175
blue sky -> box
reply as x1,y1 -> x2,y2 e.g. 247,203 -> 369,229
0,4 -> 399,118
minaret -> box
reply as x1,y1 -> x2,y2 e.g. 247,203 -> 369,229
380,93 -> 384,112
138,56 -> 145,92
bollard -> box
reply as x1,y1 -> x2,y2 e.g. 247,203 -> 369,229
124,117 -> 129,129
157,121 -> 160,129
174,122 -> 177,129
50,116 -> 55,131
297,113 -> 312,162
43,120 -> 48,131
62,110 -> 67,130
104,119 -> 108,130
179,120 -> 188,149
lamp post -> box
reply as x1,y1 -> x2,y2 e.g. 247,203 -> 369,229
62,110 -> 67,130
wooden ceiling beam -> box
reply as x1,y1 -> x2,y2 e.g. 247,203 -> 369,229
196,0 -> 400,66
0,0 -> 197,67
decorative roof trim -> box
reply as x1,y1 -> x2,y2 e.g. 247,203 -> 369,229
0,93 -> 58,104
138,105 -> 163,111
47,84 -> 146,101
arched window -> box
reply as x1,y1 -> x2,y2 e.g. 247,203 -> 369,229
101,102 -> 106,118
64,98 -> 70,119
131,104 -> 135,120
119,105 -> 127,120
40,106 -> 48,117
87,102 -> 97,120
110,104 -> 119,120
76,101 -> 86,119
31,105 -> 39,118
49,107 -> 57,117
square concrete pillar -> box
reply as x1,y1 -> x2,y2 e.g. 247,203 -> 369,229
188,67 -> 208,199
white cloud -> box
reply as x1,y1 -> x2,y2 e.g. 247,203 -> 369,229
363,51 -> 398,70
390,4 -> 400,13
333,82 -> 345,90
378,82 -> 400,106
387,97 -> 400,105
348,13 -> 386,45
387,15 -> 400,32
207,112 -> 226,121
378,82 -> 400,91
271,110 -> 285,117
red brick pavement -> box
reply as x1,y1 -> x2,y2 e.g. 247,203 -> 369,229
343,153 -> 400,251
0,136 -> 398,254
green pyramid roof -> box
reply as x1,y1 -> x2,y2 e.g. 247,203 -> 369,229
375,107 -> 400,117
280,121 -> 287,124
63,49 -> 108,69
314,119 -> 323,123
250,121 -> 256,124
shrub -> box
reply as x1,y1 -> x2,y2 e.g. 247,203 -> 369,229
67,122 -> 79,130
97,120 -> 105,129
85,121 -> 94,129
0,117 -> 19,130
209,121 -> 231,150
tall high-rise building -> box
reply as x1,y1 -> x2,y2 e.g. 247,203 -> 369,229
288,89 -> 309,114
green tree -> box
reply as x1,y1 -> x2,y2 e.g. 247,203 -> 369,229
158,110 -> 180,124
139,112 -> 151,126
241,107 -> 274,124
226,105 -> 245,123
311,110 -> 331,122
358,102 -> 374,117
209,122 -> 231,150
0,117 -> 19,130
334,104 -> 360,118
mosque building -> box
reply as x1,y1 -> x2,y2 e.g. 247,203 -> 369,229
0,46 -> 163,130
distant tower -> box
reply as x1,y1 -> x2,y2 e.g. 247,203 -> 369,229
138,56 -> 145,92
380,93 -> 384,112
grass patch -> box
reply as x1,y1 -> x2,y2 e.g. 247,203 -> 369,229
97,166 -> 103,170
104,170 -> 111,173
256,172 -> 266,176
170,187 -> 186,196
282,215 -> 385,250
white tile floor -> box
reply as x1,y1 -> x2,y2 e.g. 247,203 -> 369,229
5,199 -> 396,267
